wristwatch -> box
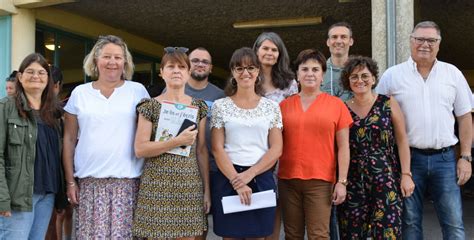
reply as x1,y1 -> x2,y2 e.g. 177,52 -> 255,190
337,179 -> 348,186
460,155 -> 472,163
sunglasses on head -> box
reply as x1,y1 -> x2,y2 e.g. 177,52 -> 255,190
164,47 -> 189,54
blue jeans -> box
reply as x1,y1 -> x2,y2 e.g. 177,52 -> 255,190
0,193 -> 55,240
403,148 -> 465,240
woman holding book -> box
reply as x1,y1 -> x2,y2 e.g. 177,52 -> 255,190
210,47 -> 283,239
132,47 -> 210,239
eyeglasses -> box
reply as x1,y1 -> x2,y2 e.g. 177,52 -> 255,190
233,66 -> 258,74
164,47 -> 189,54
349,73 -> 372,83
411,36 -> 440,46
190,58 -> 211,66
23,69 -> 48,78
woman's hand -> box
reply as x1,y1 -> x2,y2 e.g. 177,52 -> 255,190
231,170 -> 255,190
66,180 -> 80,205
332,183 -> 347,205
236,185 -> 253,206
0,211 -> 11,217
401,175 -> 415,198
203,190 -> 211,214
176,126 -> 197,147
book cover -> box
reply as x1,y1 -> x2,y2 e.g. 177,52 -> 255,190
156,101 -> 198,157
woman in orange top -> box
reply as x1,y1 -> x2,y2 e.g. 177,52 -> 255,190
278,49 -> 352,239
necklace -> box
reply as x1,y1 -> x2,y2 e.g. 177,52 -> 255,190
351,93 -> 376,107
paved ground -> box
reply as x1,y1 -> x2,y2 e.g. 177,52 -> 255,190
207,199 -> 474,239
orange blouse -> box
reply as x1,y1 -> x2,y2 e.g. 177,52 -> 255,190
278,93 -> 353,183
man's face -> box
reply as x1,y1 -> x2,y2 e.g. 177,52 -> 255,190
326,26 -> 353,57
410,27 -> 440,64
189,49 -> 212,81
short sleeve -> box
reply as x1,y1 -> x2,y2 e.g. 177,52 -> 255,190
270,102 -> 283,129
63,87 -> 79,115
210,99 -> 224,129
136,98 -> 155,122
376,69 -> 392,96
336,100 -> 353,131
453,68 -> 473,116
195,99 -> 209,121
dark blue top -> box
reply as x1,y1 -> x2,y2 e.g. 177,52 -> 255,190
33,111 -> 60,194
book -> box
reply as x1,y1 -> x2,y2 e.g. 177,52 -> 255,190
156,101 -> 198,157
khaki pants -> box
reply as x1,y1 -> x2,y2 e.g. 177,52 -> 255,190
279,179 -> 333,240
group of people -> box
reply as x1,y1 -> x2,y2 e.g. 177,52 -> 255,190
0,20 -> 471,240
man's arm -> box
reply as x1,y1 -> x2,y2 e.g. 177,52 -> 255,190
456,112 -> 472,185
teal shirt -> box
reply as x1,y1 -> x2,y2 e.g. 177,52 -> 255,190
322,58 -> 352,102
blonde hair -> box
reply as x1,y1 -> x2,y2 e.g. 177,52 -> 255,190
83,35 -> 134,80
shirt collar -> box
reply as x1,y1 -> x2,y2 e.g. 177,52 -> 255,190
408,56 -> 438,73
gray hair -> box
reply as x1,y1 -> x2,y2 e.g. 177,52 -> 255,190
83,35 -> 134,80
252,32 -> 294,90
412,21 -> 441,38
328,22 -> 353,38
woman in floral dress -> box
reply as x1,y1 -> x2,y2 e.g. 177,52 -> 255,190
337,56 -> 415,239
132,47 -> 210,239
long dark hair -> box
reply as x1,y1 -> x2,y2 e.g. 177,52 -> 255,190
15,53 -> 61,127
252,32 -> 294,90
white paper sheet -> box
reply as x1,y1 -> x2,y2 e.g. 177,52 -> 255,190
221,190 -> 276,214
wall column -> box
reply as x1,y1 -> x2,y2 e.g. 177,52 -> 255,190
372,0 -> 414,73
0,15 -> 12,98
11,8 -> 35,70
396,0 -> 414,63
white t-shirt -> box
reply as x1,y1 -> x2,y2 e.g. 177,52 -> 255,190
64,81 -> 150,178
210,97 -> 282,166
376,57 -> 472,149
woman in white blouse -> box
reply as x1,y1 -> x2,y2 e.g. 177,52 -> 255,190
210,47 -> 283,239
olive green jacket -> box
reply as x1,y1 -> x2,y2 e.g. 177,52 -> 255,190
0,95 -> 67,212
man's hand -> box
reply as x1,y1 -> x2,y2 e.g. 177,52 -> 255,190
457,158 -> 472,185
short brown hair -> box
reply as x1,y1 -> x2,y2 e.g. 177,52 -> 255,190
341,55 -> 379,91
293,49 -> 327,73
160,51 -> 190,70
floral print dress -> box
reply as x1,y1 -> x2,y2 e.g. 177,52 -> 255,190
338,94 -> 402,240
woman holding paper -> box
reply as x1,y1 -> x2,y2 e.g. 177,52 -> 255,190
278,49 -> 352,239
210,47 -> 283,239
132,47 -> 210,239
63,35 -> 149,239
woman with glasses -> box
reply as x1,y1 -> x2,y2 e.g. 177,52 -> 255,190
210,47 -> 282,239
337,56 -> 414,239
62,35 -> 149,239
132,47 -> 210,239
0,53 -> 66,239
278,49 -> 352,239
252,32 -> 297,239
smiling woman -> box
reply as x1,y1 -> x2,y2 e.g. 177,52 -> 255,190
0,53 -> 65,239
62,35 -> 149,239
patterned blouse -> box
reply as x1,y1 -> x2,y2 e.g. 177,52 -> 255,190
264,79 -> 298,104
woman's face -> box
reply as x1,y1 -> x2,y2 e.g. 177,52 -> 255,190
348,66 -> 376,95
6,81 -> 16,96
96,43 -> 125,82
160,61 -> 190,89
232,61 -> 260,91
18,62 -> 48,93
257,40 -> 279,67
297,59 -> 324,90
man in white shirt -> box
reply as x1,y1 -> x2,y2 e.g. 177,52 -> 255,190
376,21 -> 472,239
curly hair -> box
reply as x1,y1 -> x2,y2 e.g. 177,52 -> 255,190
341,55 -> 379,91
